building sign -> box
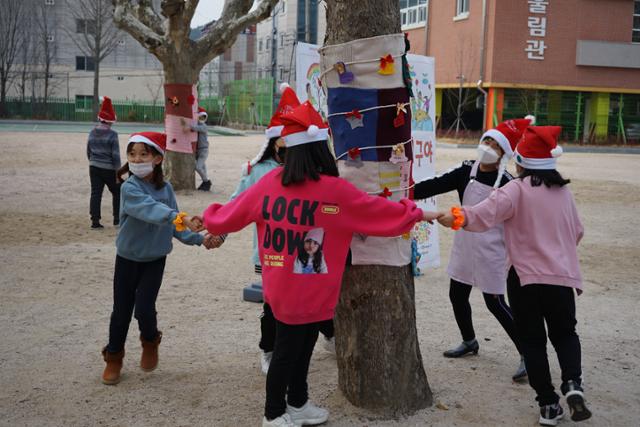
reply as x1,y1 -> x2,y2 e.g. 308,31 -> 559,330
525,1 -> 548,60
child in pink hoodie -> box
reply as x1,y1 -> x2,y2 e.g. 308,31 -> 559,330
439,126 -> 591,427
194,102 -> 440,427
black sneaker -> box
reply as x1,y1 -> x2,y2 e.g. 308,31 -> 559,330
91,222 -> 104,229
563,380 -> 592,422
198,180 -> 212,191
113,218 -> 119,227
539,403 -> 564,426
443,339 -> 479,358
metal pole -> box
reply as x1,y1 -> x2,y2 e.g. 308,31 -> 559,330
574,92 -> 582,142
478,0 -> 488,131
270,6 -> 278,111
305,0 -> 311,43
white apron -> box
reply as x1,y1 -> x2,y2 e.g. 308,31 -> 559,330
446,162 -> 508,295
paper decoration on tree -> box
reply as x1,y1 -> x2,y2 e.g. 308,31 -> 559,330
389,143 -> 409,164
378,54 -> 395,75
334,61 -> 355,84
345,109 -> 363,129
394,102 -> 407,127
168,96 -> 179,107
379,187 -> 393,198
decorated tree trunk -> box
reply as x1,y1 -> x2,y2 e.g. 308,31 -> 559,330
323,0 -> 432,416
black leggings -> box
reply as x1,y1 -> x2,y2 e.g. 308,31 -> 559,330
260,303 -> 334,353
507,270 -> 582,406
89,166 -> 120,222
449,270 -> 522,354
106,255 -> 166,353
265,320 -> 320,420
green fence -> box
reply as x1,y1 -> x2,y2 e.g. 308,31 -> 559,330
502,89 -> 640,143
2,77 -> 275,126
221,78 -> 274,126
3,96 -> 166,123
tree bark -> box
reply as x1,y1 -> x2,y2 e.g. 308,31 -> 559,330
325,0 -> 433,417
93,56 -> 100,118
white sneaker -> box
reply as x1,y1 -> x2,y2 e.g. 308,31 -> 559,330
261,351 -> 273,375
262,413 -> 297,427
323,337 -> 335,355
286,401 -> 329,425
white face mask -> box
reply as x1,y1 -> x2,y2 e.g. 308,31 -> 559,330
129,162 -> 155,178
477,144 -> 500,165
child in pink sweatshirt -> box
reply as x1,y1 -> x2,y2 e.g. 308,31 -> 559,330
439,126 -> 591,427
195,102 -> 440,427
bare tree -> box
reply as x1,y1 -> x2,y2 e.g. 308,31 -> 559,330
65,0 -> 120,117
34,0 -> 59,107
447,34 -> 478,136
111,0 -> 279,190
0,0 -> 27,115
324,0 -> 433,417
145,75 -> 165,106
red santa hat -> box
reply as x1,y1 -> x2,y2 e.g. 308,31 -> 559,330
480,117 -> 532,159
515,126 -> 563,170
98,96 -> 116,123
266,83 -> 302,138
241,83 -> 301,176
128,132 -> 167,156
305,228 -> 324,245
197,107 -> 208,120
280,101 -> 329,147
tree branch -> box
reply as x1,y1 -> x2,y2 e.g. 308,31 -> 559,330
112,0 -> 165,56
194,0 -> 278,67
136,0 -> 166,36
183,0 -> 200,28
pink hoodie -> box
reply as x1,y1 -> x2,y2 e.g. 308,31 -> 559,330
202,168 -> 423,324
462,177 -> 584,292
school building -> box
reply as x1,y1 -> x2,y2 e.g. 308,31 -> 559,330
403,0 -> 640,142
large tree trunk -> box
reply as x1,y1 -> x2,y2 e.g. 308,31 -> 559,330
161,56 -> 200,191
325,0 -> 433,417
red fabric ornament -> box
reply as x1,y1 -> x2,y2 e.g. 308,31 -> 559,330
379,187 -> 393,198
394,111 -> 405,128
187,95 -> 195,105
348,147 -> 361,159
345,109 -> 362,119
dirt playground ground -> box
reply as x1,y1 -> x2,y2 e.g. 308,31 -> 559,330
0,131 -> 639,426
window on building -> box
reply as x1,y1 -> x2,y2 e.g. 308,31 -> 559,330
234,62 -> 243,80
259,39 -> 263,52
117,39 -> 125,46
75,19 -> 96,34
279,67 -> 284,81
455,0 -> 469,17
46,35 -> 55,42
400,0 -> 427,29
75,56 -> 95,71
117,76 -> 124,81
266,37 -> 271,50
45,0 -> 55,5
633,0 -> 640,43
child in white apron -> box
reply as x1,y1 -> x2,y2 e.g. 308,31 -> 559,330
414,118 -> 531,381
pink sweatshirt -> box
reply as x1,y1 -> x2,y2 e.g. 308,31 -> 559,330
462,177 -> 584,292
202,168 -> 424,324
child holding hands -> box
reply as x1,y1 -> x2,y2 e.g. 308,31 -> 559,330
190,102 -> 440,427
438,126 -> 591,426
100,132 -> 213,385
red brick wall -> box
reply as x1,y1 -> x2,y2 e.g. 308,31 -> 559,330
424,0 -> 639,90
490,0 -> 638,89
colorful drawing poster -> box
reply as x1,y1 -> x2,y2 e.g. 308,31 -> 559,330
295,42 -> 328,121
407,54 -> 440,270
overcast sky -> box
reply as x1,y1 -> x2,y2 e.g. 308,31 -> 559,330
191,0 -> 226,27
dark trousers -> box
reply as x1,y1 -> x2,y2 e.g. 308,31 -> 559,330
449,271 -> 522,354
90,166 -> 120,223
106,255 -> 166,353
265,320 -> 320,420
260,303 -> 333,353
507,269 -> 582,406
